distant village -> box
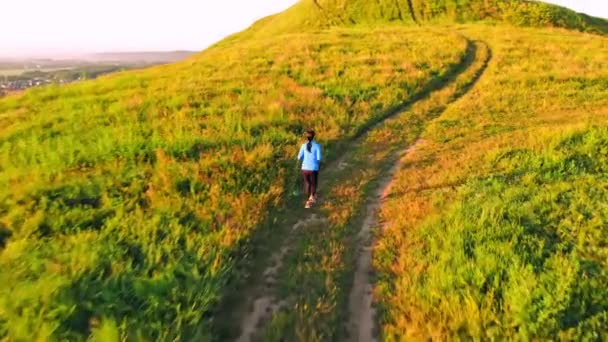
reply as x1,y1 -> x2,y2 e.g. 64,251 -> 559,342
0,52 -> 195,96
0,76 -> 88,97
0,77 -> 72,91
0,66 -> 105,96
0,76 -> 82,91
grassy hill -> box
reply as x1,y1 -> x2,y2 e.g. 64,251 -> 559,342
376,25 -> 608,340
0,27 -> 468,341
0,0 -> 607,340
240,0 -> 608,37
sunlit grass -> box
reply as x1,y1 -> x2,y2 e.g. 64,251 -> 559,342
1,0 -> 607,339
261,37 -> 490,341
0,27 -> 465,340
376,25 -> 608,340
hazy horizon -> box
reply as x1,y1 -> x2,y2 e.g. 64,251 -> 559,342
0,0 -> 299,58
0,50 -> 199,61
1,0 -> 606,59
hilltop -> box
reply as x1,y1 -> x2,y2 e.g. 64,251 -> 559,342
238,0 -> 608,38
0,1 -> 606,341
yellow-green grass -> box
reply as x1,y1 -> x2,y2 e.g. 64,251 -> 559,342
1,0 -> 607,339
0,28 -> 466,340
262,37 -> 491,341
375,25 -> 608,340
242,0 -> 608,39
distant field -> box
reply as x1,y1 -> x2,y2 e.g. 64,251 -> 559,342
0,68 -> 76,76
0,69 -> 27,76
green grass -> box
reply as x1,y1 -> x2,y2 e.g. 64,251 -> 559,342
0,28 -> 465,340
243,0 -> 608,37
261,38 -> 491,341
1,0 -> 607,340
375,25 -> 608,340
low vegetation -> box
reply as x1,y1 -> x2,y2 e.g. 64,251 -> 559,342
0,28 -> 465,340
263,38 -> 490,341
1,0 -> 607,340
243,0 -> 608,38
376,25 -> 608,340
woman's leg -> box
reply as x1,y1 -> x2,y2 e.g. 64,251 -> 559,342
302,171 -> 312,199
312,171 -> 319,197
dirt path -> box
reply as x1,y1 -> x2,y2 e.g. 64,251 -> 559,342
237,214 -> 327,342
345,140 -> 422,342
233,37 -> 491,342
344,40 -> 491,341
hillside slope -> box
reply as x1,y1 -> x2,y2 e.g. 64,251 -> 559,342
376,25 -> 608,340
0,27 -> 467,340
238,0 -> 608,38
0,0 -> 607,340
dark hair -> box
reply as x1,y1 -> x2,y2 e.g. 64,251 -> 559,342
306,129 -> 315,153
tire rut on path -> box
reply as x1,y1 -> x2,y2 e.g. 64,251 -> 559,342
237,214 -> 327,342
345,39 -> 492,342
234,37 -> 490,342
345,139 -> 423,342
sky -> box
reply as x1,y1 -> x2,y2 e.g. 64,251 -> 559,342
0,0 -> 299,57
544,0 -> 608,19
1,0 -> 606,58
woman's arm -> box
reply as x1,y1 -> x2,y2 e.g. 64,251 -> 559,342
297,145 -> 304,161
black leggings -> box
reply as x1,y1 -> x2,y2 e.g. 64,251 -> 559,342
302,170 -> 319,198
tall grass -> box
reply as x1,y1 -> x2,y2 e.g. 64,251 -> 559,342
375,25 -> 608,340
0,28 -> 466,340
1,0 -> 606,339
262,39 -> 490,341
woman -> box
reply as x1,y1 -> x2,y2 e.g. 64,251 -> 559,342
297,129 -> 322,208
